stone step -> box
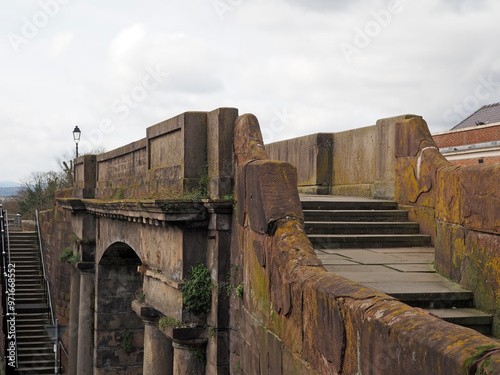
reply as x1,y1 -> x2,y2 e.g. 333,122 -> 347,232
16,303 -> 50,314
16,366 -> 55,374
9,253 -> 40,259
303,209 -> 409,222
304,221 -> 420,235
13,268 -> 42,274
16,318 -> 51,326
17,329 -> 50,337
16,290 -> 45,296
17,352 -> 53,359
17,342 -> 52,350
301,199 -> 398,211
380,286 -> 474,309
309,234 -> 431,249
427,308 -> 493,335
17,324 -> 50,331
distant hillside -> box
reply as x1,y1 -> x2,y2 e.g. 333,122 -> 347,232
0,181 -> 21,188
0,187 -> 21,197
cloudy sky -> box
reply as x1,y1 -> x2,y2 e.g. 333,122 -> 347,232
1,0 -> 500,183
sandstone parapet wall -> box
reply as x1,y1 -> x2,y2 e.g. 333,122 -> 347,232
235,113 -> 500,374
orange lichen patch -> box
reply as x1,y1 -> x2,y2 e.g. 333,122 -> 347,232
435,165 -> 462,225
458,164 -> 500,235
395,158 -> 420,204
234,113 -> 268,164
395,116 -> 438,157
342,297 -> 500,375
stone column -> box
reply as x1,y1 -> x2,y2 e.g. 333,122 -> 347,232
132,300 -> 174,375
77,269 -> 95,375
173,340 -> 206,375
68,268 -> 81,375
144,321 -> 174,375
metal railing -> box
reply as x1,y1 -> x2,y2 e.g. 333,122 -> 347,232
35,210 -> 68,373
2,206 -> 18,371
6,214 -> 21,228
35,210 -> 55,325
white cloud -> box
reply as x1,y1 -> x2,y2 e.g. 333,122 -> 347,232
1,0 -> 500,181
47,32 -> 74,58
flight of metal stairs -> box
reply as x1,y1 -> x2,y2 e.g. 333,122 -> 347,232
302,197 -> 494,336
8,231 -> 54,374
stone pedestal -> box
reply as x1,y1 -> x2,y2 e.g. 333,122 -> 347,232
173,340 -> 206,375
144,322 -> 174,375
77,270 -> 94,375
132,300 -> 174,375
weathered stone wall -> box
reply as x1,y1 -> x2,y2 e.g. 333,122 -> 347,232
395,115 -> 500,336
266,115 -> 414,199
73,108 -> 238,200
265,133 -> 333,195
38,202 -> 74,370
232,113 -> 500,374
39,108 -> 238,374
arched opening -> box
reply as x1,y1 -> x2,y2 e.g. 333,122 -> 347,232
95,242 -> 144,374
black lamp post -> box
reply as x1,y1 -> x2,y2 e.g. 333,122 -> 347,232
73,126 -> 81,157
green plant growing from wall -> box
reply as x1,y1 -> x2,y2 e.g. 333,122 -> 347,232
137,291 -> 145,303
59,247 -> 81,264
158,316 -> 181,330
180,263 -> 213,317
462,344 -> 499,374
59,247 -> 73,262
233,361 -> 241,374
193,345 -> 207,364
224,264 -> 243,299
235,284 -> 244,299
69,232 -> 79,245
122,330 -> 133,354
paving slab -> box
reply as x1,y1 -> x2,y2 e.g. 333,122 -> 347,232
386,264 -> 436,273
370,247 -> 435,253
334,271 -> 448,284
364,281 -> 472,297
322,249 -> 426,265
324,265 -> 390,273
315,256 -> 360,266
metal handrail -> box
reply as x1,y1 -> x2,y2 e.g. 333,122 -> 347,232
35,210 -> 55,325
35,210 -> 67,373
4,210 -> 19,369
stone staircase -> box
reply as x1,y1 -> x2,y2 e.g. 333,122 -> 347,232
301,195 -> 494,336
8,231 -> 54,374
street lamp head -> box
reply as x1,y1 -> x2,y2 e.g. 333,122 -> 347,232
73,126 -> 81,143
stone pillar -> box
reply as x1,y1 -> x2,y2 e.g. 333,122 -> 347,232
144,321 -> 174,375
68,268 -> 81,375
77,269 -> 95,375
207,108 -> 238,199
173,340 -> 206,375
132,300 -> 174,375
205,202 -> 233,374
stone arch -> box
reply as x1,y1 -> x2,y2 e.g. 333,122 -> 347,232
95,241 -> 144,374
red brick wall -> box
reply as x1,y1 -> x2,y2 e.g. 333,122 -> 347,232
449,155 -> 500,167
433,124 -> 500,148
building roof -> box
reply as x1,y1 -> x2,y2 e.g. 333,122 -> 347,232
452,102 -> 500,130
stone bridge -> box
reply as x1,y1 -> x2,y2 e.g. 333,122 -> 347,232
37,108 -> 500,374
